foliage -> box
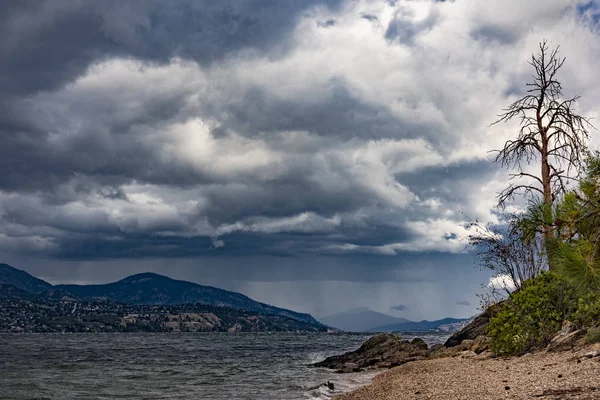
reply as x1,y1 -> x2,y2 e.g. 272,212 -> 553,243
548,152 -> 600,289
468,213 -> 547,294
487,272 -> 579,355
510,152 -> 600,288
585,327 -> 600,344
572,292 -> 600,328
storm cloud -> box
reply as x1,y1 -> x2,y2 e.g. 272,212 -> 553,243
1,0 -> 599,319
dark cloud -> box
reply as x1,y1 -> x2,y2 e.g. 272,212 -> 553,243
391,304 -> 408,311
1,0 -> 581,320
0,0 -> 343,95
220,80 -> 437,141
318,19 -> 337,28
9,252 -> 481,284
470,25 -> 518,44
0,0 -> 498,268
361,14 -> 380,26
395,160 -> 498,208
385,7 -> 441,45
456,300 -> 471,306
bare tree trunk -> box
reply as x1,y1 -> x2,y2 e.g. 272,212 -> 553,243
540,129 -> 552,241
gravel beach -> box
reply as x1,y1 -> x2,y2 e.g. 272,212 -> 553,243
334,345 -> 600,400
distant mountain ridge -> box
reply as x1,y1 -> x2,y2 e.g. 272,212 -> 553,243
319,308 -> 412,332
0,285 -> 327,333
368,317 -> 470,332
0,264 -> 318,324
0,264 -> 52,293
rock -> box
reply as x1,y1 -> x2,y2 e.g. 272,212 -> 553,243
558,320 -> 575,336
474,350 -> 493,360
227,323 -> 243,332
460,350 -> 477,359
427,344 -> 445,356
547,329 -> 587,352
428,345 -> 459,358
584,350 -> 600,358
444,303 -> 503,347
457,339 -> 474,351
411,337 -> 428,350
339,362 -> 362,373
470,335 -> 492,354
313,334 -> 428,371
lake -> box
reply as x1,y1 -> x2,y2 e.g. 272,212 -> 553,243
0,332 -> 449,400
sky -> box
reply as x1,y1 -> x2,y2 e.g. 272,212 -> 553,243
1,0 -> 599,321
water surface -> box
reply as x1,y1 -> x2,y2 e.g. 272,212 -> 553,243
0,332 -> 448,400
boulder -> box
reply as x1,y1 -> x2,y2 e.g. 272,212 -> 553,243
410,337 -> 428,350
340,362 -> 362,373
427,344 -> 459,358
444,303 -> 503,347
557,320 -> 575,336
470,335 -> 492,354
427,344 -> 445,356
457,339 -> 474,351
313,334 -> 428,371
460,350 -> 477,359
547,328 -> 586,352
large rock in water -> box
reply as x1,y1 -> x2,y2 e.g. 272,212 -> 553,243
444,303 -> 503,347
313,334 -> 428,371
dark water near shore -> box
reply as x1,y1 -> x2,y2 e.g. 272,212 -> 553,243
0,332 -> 449,400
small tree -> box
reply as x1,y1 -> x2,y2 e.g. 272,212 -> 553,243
550,152 -> 600,288
468,214 -> 547,295
492,40 -> 592,243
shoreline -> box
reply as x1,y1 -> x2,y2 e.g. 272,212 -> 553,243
332,345 -> 600,400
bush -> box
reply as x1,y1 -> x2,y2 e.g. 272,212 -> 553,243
487,272 -> 579,356
585,327 -> 600,344
572,292 -> 600,328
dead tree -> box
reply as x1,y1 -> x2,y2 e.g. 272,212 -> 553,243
492,40 -> 592,242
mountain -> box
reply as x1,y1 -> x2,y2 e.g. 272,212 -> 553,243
0,264 -> 319,325
0,263 -> 52,293
0,284 -> 78,302
0,284 -> 35,300
56,272 -> 317,324
319,308 -> 412,332
368,317 -> 470,332
0,288 -> 327,333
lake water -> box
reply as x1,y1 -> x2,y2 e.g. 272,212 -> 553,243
0,332 -> 449,400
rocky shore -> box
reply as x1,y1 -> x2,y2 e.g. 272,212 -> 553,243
334,343 -> 600,399
315,316 -> 600,399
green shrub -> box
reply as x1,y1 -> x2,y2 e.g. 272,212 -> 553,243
572,292 -> 600,328
585,327 -> 600,344
487,272 -> 579,356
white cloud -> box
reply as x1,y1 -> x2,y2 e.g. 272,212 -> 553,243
488,274 -> 518,292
